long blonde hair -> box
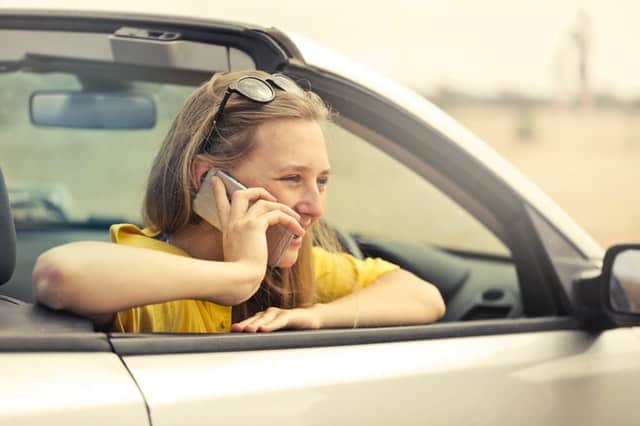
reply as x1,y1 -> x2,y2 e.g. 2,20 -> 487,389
143,70 -> 337,319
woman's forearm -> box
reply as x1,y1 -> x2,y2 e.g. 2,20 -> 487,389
32,241 -> 263,316
314,269 -> 445,329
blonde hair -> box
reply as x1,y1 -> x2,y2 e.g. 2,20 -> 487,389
143,70 -> 338,320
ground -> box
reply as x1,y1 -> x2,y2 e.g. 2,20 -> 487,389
446,105 -> 640,248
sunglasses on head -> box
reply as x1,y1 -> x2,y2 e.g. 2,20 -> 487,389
202,73 -> 304,151
213,73 -> 304,125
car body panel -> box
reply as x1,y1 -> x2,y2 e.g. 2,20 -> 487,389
121,328 -> 639,426
0,352 -> 149,426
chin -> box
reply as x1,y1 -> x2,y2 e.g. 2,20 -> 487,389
276,246 -> 300,268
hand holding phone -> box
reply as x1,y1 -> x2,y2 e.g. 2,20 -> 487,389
193,168 -> 297,267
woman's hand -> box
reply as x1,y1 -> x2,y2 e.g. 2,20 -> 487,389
211,175 -> 304,282
231,305 -> 324,333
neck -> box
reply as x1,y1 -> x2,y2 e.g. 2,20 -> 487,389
169,221 -> 224,261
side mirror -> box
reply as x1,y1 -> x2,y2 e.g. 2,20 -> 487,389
605,245 -> 640,319
574,244 -> 640,327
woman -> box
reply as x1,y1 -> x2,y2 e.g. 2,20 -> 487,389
33,70 -> 445,333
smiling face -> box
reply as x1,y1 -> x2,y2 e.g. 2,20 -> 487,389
230,118 -> 331,267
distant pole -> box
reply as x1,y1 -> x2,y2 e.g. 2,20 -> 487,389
572,9 -> 592,109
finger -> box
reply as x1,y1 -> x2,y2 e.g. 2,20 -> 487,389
237,311 -> 265,327
261,211 -> 305,237
246,199 -> 301,223
244,308 -> 281,332
211,176 -> 230,228
229,187 -> 277,221
257,313 -> 290,332
230,310 -> 266,332
259,308 -> 319,332
239,309 -> 279,333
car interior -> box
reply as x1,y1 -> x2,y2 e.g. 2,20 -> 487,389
0,16 -> 548,338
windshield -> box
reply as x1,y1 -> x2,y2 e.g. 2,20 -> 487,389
1,70 -> 195,226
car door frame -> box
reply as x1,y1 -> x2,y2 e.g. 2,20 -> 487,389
283,63 -> 572,318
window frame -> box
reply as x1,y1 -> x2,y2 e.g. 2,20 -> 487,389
284,63 -> 569,318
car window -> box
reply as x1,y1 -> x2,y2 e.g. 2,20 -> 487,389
2,67 -> 520,322
323,123 -> 510,257
0,70 -> 193,224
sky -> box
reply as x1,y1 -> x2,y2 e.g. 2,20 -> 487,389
6,0 -> 640,98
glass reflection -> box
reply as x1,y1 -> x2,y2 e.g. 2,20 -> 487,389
610,249 -> 640,314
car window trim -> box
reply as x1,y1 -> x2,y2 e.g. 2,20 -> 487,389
0,11 -> 290,72
0,332 -> 112,352
109,316 -> 582,356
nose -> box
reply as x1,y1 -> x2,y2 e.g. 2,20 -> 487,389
295,184 -> 324,225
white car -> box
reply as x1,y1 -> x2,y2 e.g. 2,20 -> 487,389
1,8 -> 639,426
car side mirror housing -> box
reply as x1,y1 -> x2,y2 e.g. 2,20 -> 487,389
574,244 -> 640,327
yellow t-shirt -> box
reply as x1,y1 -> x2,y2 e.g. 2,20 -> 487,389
110,224 -> 399,333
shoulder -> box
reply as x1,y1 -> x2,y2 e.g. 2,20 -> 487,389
312,246 -> 399,276
312,246 -> 399,298
109,223 -> 188,257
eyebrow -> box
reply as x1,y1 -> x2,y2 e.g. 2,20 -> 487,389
277,164 -> 331,175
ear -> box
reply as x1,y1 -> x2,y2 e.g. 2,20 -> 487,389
190,155 -> 215,191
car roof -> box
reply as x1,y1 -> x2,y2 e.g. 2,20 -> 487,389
0,5 -> 604,260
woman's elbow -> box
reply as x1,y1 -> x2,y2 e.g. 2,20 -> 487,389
422,284 -> 446,323
32,248 -> 78,310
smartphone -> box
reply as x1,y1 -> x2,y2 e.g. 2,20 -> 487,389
192,168 -> 295,267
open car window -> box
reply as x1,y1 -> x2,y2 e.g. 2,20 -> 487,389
324,122 -> 510,257
321,120 -> 521,322
2,65 -> 523,323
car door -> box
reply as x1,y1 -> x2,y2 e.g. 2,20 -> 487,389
0,329 -> 150,426
112,326 -> 640,426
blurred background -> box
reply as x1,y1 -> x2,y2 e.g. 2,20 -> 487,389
13,0 -> 640,247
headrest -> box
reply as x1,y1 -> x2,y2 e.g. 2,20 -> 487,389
0,167 -> 16,285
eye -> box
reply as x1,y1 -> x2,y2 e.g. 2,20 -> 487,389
279,175 -> 301,183
316,176 -> 329,191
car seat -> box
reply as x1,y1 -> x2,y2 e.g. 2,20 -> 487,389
0,167 -> 16,286
0,166 -> 93,332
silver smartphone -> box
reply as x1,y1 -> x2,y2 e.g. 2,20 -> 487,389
192,168 -> 295,267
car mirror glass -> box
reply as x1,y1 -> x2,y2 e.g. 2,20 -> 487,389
610,249 -> 640,314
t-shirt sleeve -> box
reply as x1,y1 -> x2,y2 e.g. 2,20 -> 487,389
113,306 -> 150,333
113,304 -> 172,333
313,246 -> 400,303
112,300 -> 232,333
107,223 -> 232,334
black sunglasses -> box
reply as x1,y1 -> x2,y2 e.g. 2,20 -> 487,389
213,74 -> 304,125
202,73 -> 304,151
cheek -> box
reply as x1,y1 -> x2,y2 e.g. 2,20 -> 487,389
240,178 -> 291,205
263,184 -> 297,208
